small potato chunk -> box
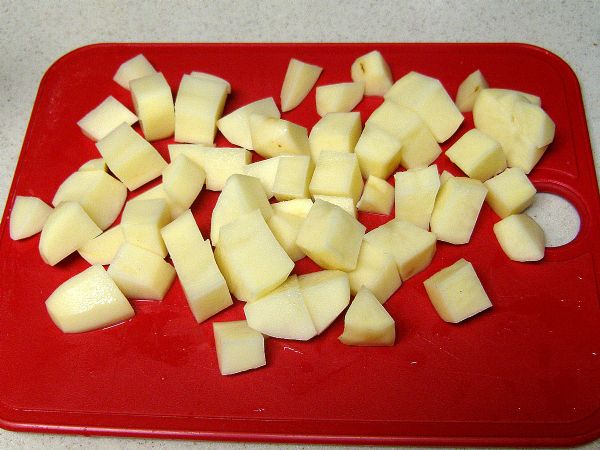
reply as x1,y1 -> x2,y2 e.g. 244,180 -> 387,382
424,258 -> 492,323
339,287 -> 395,346
78,225 -> 125,265
267,212 -> 306,261
107,242 -> 175,300
39,202 -> 102,266
312,195 -> 356,218
315,81 -> 364,117
242,157 -> 281,199
96,123 -> 167,191
430,177 -> 487,245
77,96 -> 138,141
484,167 -> 536,218
244,275 -> 317,341
46,265 -> 134,333
493,214 -> 545,262
113,54 -> 156,90
309,112 -> 362,162
280,58 -> 323,112
393,165 -> 440,229
356,175 -> 394,215
350,50 -> 393,96
296,200 -> 366,272
272,198 -> 313,218
213,320 -> 266,375
299,270 -> 350,335
272,155 -> 314,201
445,129 -> 506,181
455,70 -> 489,113
130,72 -> 175,141
354,123 -> 403,179
249,115 -> 310,158
120,198 -> 171,257
162,154 -> 206,210
9,196 -> 53,240
309,151 -> 364,204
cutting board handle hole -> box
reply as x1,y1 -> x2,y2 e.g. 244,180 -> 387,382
525,192 -> 580,247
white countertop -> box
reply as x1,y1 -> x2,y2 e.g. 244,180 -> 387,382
1,1 -> 599,449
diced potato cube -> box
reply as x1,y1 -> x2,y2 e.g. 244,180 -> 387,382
272,155 -> 314,201
445,129 -> 506,181
393,165 -> 440,229
267,212 -> 306,261
130,72 -> 175,141
350,50 -> 393,96
312,195 -> 356,218
242,157 -> 281,199
113,54 -> 156,90
309,151 -> 364,203
484,167 -> 536,218
9,196 -> 53,240
162,154 -> 206,210
280,58 -> 323,112
356,175 -> 394,215
78,225 -> 125,265
250,115 -> 310,158
493,214 -> 545,262
354,123 -> 403,179
316,81 -> 364,117
120,198 -> 171,257
213,320 -> 266,375
423,259 -> 492,323
309,112 -> 362,161
455,70 -> 489,113
77,96 -> 138,141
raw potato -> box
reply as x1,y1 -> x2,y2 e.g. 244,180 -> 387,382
78,225 -> 125,265
168,144 -> 251,191
393,165 -> 440,229
120,198 -> 171,257
430,177 -> 488,244
346,240 -> 401,304
52,170 -> 127,230
440,170 -> 454,184
162,154 -> 206,210
484,167 -> 536,218
128,183 -> 184,219
280,58 -> 323,112
309,112 -> 362,162
9,196 -> 53,240
78,158 -> 107,172
356,175 -> 394,215
272,198 -> 313,218
364,219 -> 436,280
455,70 -> 489,112
385,71 -> 464,143
445,129 -> 506,181
210,174 -> 273,246
215,209 -> 294,302
272,155 -> 314,201
350,50 -> 393,96
130,72 -> 175,141
217,97 -> 280,150
354,123 -> 403,179
315,81 -> 364,117
298,270 -> 350,334
77,96 -> 138,141
249,115 -> 310,158
312,195 -> 356,218
267,211 -> 306,261
174,74 -> 228,144
46,265 -> 134,333
242,157 -> 281,199
113,54 -> 156,90
39,202 -> 102,266
296,199 -> 366,272
161,210 -> 233,322
107,242 -> 176,300
338,287 -> 395,346
424,258 -> 492,323
190,71 -> 231,94
213,320 -> 266,375
493,214 -> 545,262
244,275 -> 317,341
96,122 -> 167,191
309,151 -> 364,204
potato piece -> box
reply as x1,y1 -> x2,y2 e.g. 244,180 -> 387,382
280,58 -> 323,112
244,275 -> 317,341
350,50 -> 393,96
190,71 -> 231,94
174,74 -> 228,144
213,320 -> 266,375
296,200 -> 366,272
346,240 -> 401,304
312,195 -> 356,218
39,202 -> 102,266
513,101 -> 555,148
9,196 -> 53,240
162,154 -> 206,210
299,270 -> 350,334
315,81 -> 364,117
385,71 -> 464,143
161,210 -> 233,322
77,96 -> 138,142
272,155 -> 314,201
249,115 -> 310,158
130,72 -> 175,141
242,157 -> 281,199
393,165 -> 440,229
107,242 -> 175,300
210,174 -> 273,245
440,170 -> 454,184
309,151 -> 364,204
364,219 -> 436,280
120,198 -> 171,257
128,183 -> 184,219
168,144 -> 251,191
423,258 -> 492,323
78,225 -> 125,265
96,123 -> 167,190
354,123 -> 403,179
52,170 -> 127,230
357,175 -> 394,215
430,177 -> 487,244
215,210 -> 294,302
217,97 -> 280,150
455,70 -> 489,113
339,287 -> 395,346
78,158 -> 107,172
493,214 -> 545,262
445,129 -> 506,181
309,112 -> 362,162
272,198 -> 313,218
267,212 -> 306,261
484,167 -> 536,218
46,265 -> 134,333
113,54 -> 156,90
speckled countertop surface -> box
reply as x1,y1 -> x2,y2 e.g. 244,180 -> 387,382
1,1 -> 599,449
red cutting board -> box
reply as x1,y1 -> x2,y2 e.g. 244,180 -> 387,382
0,43 -> 599,447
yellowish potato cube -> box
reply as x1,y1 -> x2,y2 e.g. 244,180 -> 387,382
354,123 -> 403,179
78,225 -> 125,265
280,58 -> 323,112
357,175 -> 394,215
309,112 -> 362,162
213,320 -> 266,375
350,50 -> 393,96
9,195 -> 53,240
121,198 -> 171,257
315,81 -> 364,117
312,195 -> 356,218
113,54 -> 156,90
162,154 -> 206,210
272,155 -> 314,201
393,165 -> 440,229
455,69 -> 489,113
493,214 -> 545,262
242,157 -> 281,199
130,72 -> 175,141
267,212 -> 306,261
484,167 -> 536,218
339,287 -> 395,346
445,129 -> 506,181
309,151 -> 364,204
77,96 -> 138,141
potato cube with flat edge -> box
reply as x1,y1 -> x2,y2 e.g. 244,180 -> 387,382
77,96 -> 138,141
354,123 -> 403,179
9,196 -> 53,240
128,183 -> 184,219
316,81 -> 364,117
455,69 -> 489,113
113,54 -> 156,90
350,50 -> 393,96
423,258 -> 492,323
393,165 -> 440,229
162,154 -> 206,210
280,58 -> 323,112
130,72 -> 175,141
78,225 -> 125,265
484,167 -> 536,218
493,214 -> 545,262
273,155 -> 314,201
120,198 -> 171,257
190,71 -> 231,94
312,195 -> 356,218
309,151 -> 364,204
213,321 -> 266,375
357,175 -> 394,215
267,212 -> 306,261
309,112 -> 362,162
242,157 -> 281,199
445,129 -> 506,181
296,200 -> 366,272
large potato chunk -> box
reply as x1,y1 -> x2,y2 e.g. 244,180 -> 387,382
394,165 -> 440,229
113,54 -> 156,90
213,320 -> 266,375
9,196 -> 53,240
309,112 -> 362,162
309,151 -> 364,204
354,123 -> 403,179
130,72 -> 175,141
280,58 -> 322,112
120,198 -> 171,257
350,50 -> 393,96
46,265 -> 134,333
493,214 -> 545,262
424,259 -> 492,323
77,96 -> 138,141
484,167 -> 536,218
